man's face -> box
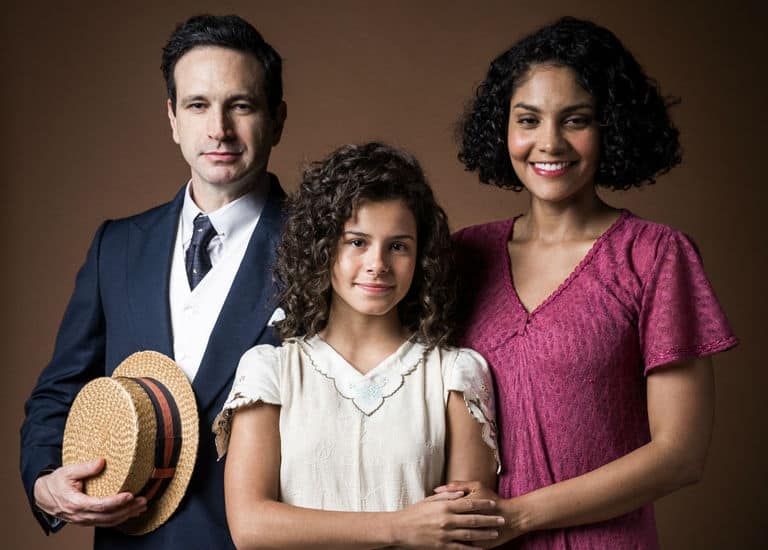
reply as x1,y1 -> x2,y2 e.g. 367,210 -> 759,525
167,46 -> 285,200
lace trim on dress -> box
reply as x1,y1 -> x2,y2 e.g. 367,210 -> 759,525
297,338 -> 425,416
454,360 -> 501,474
212,389 -> 276,460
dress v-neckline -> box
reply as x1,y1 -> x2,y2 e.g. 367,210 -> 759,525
298,335 -> 425,416
304,334 -> 420,378
503,210 -> 629,319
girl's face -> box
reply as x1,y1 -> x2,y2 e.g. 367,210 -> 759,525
330,199 -> 418,323
507,64 -> 600,204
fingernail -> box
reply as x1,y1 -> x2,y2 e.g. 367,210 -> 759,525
489,500 -> 496,507
497,517 -> 506,525
492,530 -> 499,537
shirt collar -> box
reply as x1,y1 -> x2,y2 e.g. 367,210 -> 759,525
181,181 -> 266,245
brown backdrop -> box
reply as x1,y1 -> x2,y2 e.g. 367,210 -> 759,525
2,0 -> 764,547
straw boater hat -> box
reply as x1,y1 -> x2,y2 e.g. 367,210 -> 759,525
62,351 -> 198,535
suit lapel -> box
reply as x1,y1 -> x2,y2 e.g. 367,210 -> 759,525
125,187 -> 184,359
193,176 -> 285,412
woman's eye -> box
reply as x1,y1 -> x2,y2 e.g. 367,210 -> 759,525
517,116 -> 538,127
350,239 -> 365,247
390,242 -> 407,252
565,116 -> 591,128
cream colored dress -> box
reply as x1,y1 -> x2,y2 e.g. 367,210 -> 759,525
214,336 -> 498,513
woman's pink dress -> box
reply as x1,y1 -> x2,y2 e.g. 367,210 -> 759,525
453,210 -> 737,549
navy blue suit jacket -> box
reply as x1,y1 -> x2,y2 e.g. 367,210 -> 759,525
20,177 -> 285,549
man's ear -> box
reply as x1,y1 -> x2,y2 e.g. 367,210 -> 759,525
167,99 -> 180,144
271,101 -> 287,146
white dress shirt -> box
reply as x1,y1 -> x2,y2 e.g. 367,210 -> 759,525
169,183 -> 266,381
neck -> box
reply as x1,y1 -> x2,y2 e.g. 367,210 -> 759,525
190,171 -> 269,213
518,186 -> 616,242
320,303 -> 409,364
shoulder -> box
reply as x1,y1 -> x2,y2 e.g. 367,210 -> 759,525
612,211 -> 702,270
452,218 -> 515,247
452,218 -> 516,274
97,190 -> 182,239
239,340 -> 302,367
437,346 -> 492,381
117,196 -> 181,231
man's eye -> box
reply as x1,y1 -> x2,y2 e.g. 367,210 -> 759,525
232,103 -> 253,112
187,103 -> 206,111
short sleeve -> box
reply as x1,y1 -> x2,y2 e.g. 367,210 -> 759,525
445,348 -> 501,473
212,344 -> 282,459
639,231 -> 738,372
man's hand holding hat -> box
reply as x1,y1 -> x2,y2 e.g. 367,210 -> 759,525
34,458 -> 146,527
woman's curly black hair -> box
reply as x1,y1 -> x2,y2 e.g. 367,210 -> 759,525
459,16 -> 682,191
274,142 -> 456,348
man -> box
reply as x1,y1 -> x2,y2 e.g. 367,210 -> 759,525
20,14 -> 287,549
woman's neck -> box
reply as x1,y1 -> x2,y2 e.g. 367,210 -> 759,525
517,188 -> 618,243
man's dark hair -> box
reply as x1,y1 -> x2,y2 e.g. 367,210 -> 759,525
161,14 -> 283,116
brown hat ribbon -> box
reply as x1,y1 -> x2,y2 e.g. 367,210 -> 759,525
130,377 -> 183,502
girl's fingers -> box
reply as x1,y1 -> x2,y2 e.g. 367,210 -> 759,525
451,513 -> 505,528
449,527 -> 500,541
425,490 -> 464,502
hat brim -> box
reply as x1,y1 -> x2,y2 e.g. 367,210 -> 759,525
62,351 -> 198,535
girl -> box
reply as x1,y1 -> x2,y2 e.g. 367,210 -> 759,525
214,142 -> 502,549
446,16 -> 738,549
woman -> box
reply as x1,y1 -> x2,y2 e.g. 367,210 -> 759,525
447,16 -> 738,549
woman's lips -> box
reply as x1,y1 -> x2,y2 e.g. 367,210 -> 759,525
530,161 -> 575,177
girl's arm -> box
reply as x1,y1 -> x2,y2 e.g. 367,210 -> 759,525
445,390 -> 497,488
440,356 -> 714,545
224,402 -> 504,550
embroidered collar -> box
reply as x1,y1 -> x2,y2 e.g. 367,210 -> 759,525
297,335 -> 425,416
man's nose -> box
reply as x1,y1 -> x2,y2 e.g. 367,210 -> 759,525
207,107 -> 233,141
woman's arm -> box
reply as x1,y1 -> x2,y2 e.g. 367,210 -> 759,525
445,391 -> 497,488
440,356 -> 714,545
224,402 -> 504,550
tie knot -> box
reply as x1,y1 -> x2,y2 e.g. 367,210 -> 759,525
191,214 -> 216,248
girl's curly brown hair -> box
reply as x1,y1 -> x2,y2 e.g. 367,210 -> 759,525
274,142 -> 456,348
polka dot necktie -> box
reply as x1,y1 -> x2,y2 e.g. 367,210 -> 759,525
185,214 -> 217,290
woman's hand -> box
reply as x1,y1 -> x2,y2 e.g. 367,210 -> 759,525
435,481 -> 529,547
436,480 -> 497,501
391,491 -> 504,549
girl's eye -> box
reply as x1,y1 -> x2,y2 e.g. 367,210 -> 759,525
350,239 -> 365,247
390,242 -> 407,252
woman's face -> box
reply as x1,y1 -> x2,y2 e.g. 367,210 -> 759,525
507,64 -> 600,204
